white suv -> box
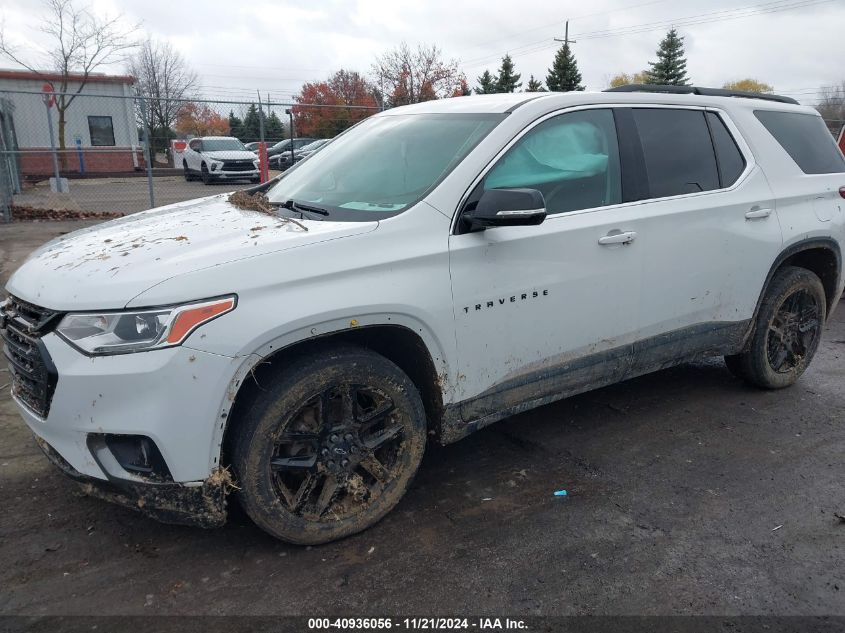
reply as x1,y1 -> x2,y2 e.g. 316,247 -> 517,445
182,136 -> 260,184
4,87 -> 845,544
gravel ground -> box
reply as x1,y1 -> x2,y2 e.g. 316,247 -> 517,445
0,220 -> 843,618
13,174 -> 280,215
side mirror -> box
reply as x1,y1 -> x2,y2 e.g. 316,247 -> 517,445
463,188 -> 547,231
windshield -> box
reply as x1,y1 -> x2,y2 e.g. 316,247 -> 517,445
271,140 -> 291,151
266,113 -> 504,220
203,138 -> 246,151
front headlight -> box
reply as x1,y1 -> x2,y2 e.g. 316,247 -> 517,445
56,296 -> 236,355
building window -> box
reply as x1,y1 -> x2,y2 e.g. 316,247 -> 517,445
88,116 -> 115,146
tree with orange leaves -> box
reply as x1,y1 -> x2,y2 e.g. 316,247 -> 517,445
175,102 -> 229,137
452,76 -> 472,97
294,70 -> 378,138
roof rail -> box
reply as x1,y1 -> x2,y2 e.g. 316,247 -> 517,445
604,84 -> 799,105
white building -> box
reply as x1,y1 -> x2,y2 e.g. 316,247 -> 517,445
0,68 -> 142,178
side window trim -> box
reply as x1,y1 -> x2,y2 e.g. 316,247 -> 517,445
702,108 -> 726,189
452,105 -> 625,235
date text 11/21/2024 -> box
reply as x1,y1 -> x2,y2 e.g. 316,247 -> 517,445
307,618 -> 528,630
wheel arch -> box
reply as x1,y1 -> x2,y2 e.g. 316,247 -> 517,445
742,238 -> 842,352
217,324 -> 447,470
766,238 -> 842,317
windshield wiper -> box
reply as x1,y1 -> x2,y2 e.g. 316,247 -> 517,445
275,199 -> 330,217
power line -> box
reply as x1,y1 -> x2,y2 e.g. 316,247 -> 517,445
461,0 -> 836,69
462,0 -> 675,53
577,0 -> 835,39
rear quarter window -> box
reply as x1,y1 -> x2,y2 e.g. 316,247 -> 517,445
754,110 -> 845,174
706,112 -> 746,187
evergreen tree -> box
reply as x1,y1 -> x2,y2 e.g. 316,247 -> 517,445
265,111 -> 285,140
475,70 -> 498,94
546,43 -> 583,92
646,28 -> 690,86
496,54 -> 522,93
525,75 -> 546,92
240,104 -> 262,141
228,111 -> 243,139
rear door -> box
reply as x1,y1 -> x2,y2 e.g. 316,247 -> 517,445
617,106 -> 782,365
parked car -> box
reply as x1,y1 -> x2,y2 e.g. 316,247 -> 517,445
5,87 -> 845,545
272,138 -> 331,170
266,137 -> 317,160
243,141 -> 260,153
182,136 -> 260,185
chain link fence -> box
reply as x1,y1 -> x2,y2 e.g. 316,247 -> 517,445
0,88 -> 378,222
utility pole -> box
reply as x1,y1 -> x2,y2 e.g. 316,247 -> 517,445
285,108 -> 295,167
554,20 -> 576,49
257,91 -> 268,183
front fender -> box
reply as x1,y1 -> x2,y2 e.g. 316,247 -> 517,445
193,314 -> 454,477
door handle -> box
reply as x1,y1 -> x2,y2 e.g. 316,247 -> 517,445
598,231 -> 637,246
745,207 -> 772,220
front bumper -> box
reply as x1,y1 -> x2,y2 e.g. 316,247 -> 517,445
36,436 -> 228,528
211,169 -> 259,180
10,331 -> 242,483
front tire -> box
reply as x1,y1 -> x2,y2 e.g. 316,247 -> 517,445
183,160 -> 193,181
231,347 -> 427,544
725,266 -> 825,389
200,163 -> 212,185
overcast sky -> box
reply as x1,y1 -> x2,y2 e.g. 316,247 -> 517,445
1,0 -> 842,107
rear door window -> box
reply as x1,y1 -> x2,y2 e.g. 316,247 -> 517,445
754,110 -> 845,174
631,108 -> 720,198
706,112 -> 746,187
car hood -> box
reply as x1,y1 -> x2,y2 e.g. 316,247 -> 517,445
6,194 -> 377,310
203,150 -> 257,161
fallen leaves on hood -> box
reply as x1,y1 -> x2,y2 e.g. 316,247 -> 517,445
227,190 -> 308,231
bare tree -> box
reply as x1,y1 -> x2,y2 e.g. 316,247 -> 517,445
816,81 -> 845,136
0,0 -> 136,161
372,42 -> 461,107
128,38 -> 198,158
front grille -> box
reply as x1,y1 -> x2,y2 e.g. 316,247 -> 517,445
1,296 -> 61,418
222,160 -> 256,172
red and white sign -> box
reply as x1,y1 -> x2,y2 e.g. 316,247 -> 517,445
170,139 -> 188,162
41,82 -> 54,107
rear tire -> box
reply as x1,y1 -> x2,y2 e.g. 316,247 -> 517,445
231,347 -> 427,545
725,266 -> 825,389
183,161 -> 193,181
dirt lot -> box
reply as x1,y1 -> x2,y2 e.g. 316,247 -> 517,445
13,173 -> 279,215
0,220 -> 844,617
